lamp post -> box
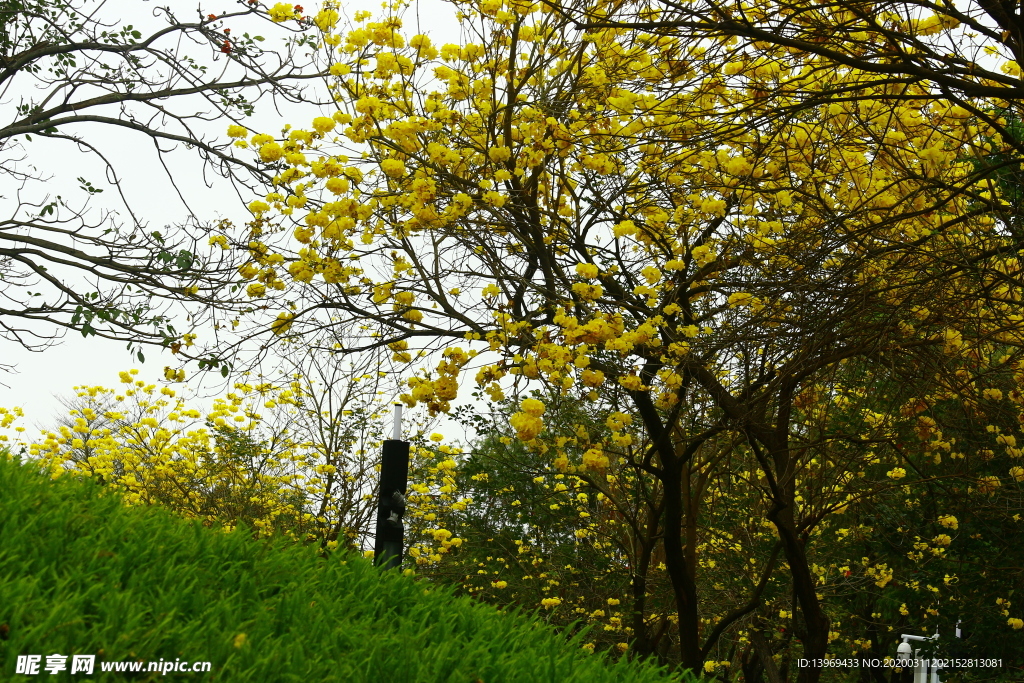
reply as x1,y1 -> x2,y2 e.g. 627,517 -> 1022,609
373,404 -> 409,570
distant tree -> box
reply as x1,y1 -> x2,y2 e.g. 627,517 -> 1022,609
20,342 -> 404,544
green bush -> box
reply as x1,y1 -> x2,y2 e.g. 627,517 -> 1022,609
0,457 -> 695,682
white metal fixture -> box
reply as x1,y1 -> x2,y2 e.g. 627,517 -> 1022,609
897,630 -> 941,683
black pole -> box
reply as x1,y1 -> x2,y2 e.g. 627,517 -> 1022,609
374,408 -> 409,570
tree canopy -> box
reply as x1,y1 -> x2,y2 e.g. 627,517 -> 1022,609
219,0 -> 1024,678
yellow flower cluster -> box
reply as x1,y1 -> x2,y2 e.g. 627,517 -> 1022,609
0,371 -> 407,545
268,2 -> 299,23
509,398 -> 545,442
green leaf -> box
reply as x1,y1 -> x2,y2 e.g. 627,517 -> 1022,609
175,250 -> 195,271
137,351 -> 145,363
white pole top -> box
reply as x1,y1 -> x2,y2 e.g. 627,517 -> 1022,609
392,403 -> 403,441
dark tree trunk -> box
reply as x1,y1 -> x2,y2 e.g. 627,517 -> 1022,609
661,454 -> 703,673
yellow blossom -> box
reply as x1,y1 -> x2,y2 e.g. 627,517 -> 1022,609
312,116 -> 336,134
270,312 -> 294,335
520,398 -> 545,416
268,3 -> 297,22
259,142 -> 284,162
381,159 -> 406,177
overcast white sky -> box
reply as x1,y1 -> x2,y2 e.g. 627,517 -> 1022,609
0,0 -> 463,437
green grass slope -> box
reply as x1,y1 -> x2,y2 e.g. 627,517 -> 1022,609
0,458 -> 694,682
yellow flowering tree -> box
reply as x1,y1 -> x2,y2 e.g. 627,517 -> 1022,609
401,354 -> 1024,675
3,352 -> 414,546
820,356 -> 1024,670
225,0 -> 1024,676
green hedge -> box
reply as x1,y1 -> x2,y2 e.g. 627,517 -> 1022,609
0,457 -> 695,682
